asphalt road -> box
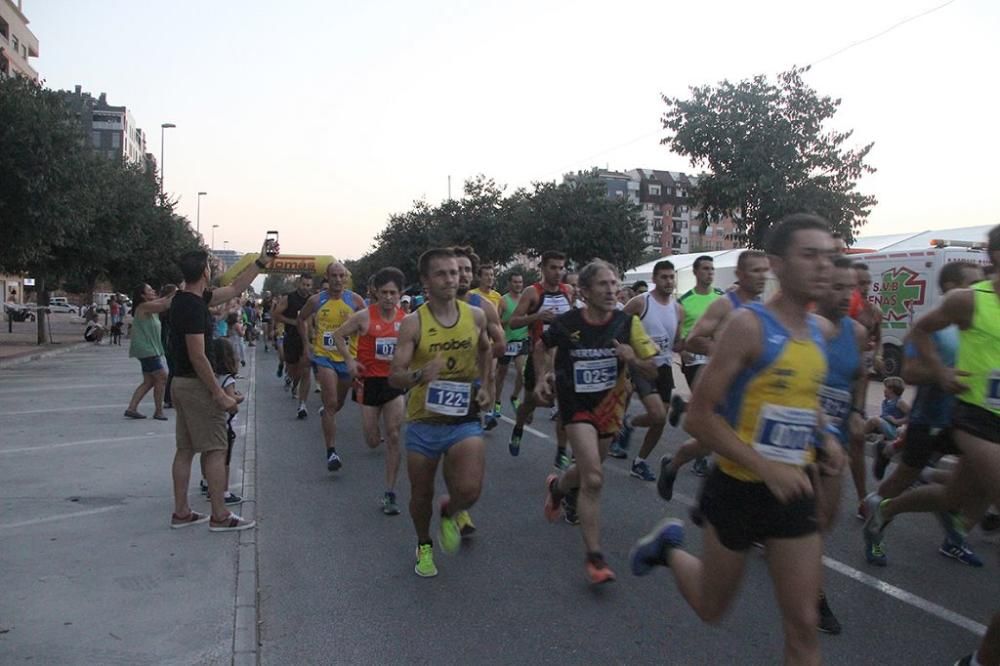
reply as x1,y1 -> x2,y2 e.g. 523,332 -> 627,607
253,348 -> 996,665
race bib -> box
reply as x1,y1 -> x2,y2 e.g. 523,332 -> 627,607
322,331 -> 336,351
425,380 -> 472,416
375,337 -> 397,361
505,340 -> 522,357
987,370 -> 1000,410
818,385 -> 852,426
573,357 -> 618,393
752,404 -> 818,465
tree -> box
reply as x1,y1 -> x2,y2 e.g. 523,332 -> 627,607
661,66 -> 876,248
262,273 -> 296,296
513,173 -> 646,272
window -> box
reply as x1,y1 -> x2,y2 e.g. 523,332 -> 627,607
111,133 -> 121,148
11,35 -> 19,52
91,131 -> 101,147
648,184 -> 661,196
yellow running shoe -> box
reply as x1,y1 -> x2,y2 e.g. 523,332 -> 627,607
414,544 -> 438,577
439,497 -> 461,554
455,510 -> 476,537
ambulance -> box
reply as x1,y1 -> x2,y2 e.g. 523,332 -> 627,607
851,241 -> 991,376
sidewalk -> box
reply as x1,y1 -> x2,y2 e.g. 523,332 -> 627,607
0,343 -> 258,664
0,313 -> 90,364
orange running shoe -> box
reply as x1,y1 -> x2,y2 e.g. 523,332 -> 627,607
543,474 -> 562,523
585,553 -> 617,585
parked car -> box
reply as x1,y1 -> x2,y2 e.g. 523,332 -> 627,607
46,297 -> 77,314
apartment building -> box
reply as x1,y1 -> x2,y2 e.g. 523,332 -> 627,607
61,85 -> 154,171
0,0 -> 39,81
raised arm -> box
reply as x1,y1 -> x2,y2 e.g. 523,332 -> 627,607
210,239 -> 278,306
136,286 -> 177,316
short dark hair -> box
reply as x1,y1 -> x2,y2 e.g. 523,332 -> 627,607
939,260 -> 976,291
478,263 -> 494,275
418,248 -> 456,277
451,246 -> 480,274
226,311 -> 239,326
373,267 -> 406,292
852,262 -> 869,272
736,250 -> 767,271
652,260 -> 675,276
211,338 -> 238,375
832,256 -> 854,270
299,273 -> 313,282
178,250 -> 209,283
765,214 -> 830,257
692,255 -> 714,271
631,280 -> 648,291
541,250 -> 567,266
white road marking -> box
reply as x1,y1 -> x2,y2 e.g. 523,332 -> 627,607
498,414 -> 550,440
512,420 -> 989,638
822,557 -> 986,636
1,433 -> 172,454
0,506 -> 123,530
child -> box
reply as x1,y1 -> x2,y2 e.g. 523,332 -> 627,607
226,311 -> 246,367
199,338 -> 245,505
866,376 -> 910,474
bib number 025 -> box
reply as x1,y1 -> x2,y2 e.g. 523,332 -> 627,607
573,357 -> 617,393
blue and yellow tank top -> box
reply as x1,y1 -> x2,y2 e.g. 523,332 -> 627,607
312,290 -> 363,362
407,300 -> 482,424
820,316 -> 860,444
718,303 -> 828,482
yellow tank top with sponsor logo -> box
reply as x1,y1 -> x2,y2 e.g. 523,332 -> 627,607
406,300 -> 481,424
718,304 -> 827,482
312,290 -> 362,363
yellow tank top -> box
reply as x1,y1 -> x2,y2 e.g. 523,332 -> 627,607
312,290 -> 361,362
477,288 -> 502,312
406,300 -> 481,423
718,304 -> 827,482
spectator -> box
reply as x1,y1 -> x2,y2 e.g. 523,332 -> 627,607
83,320 -> 105,343
226,311 -> 246,367
864,376 -> 910,442
168,240 -> 275,531
109,295 -> 122,327
198,338 -> 245,506
124,283 -> 176,420
159,284 -> 178,409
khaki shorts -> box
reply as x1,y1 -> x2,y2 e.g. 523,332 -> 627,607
172,376 -> 228,454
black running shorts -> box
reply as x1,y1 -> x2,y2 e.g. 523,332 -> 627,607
952,402 -> 1000,444
900,425 -> 959,469
353,377 -> 404,407
633,364 -> 674,403
283,333 -> 304,364
699,467 -> 818,551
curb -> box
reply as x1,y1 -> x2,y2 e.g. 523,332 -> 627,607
0,341 -> 92,368
232,350 -> 260,666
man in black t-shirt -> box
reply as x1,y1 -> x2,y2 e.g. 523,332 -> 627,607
168,240 -> 276,532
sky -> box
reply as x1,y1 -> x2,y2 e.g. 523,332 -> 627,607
22,0 -> 1000,259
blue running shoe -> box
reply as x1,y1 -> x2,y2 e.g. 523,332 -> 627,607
630,459 -> 656,482
939,539 -> 983,567
326,449 -> 342,472
608,441 -> 628,459
630,518 -> 684,576
484,413 -> 499,431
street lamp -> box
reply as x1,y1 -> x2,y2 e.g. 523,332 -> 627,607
212,224 -> 220,252
223,240 -> 229,252
196,191 -> 207,234
160,123 -> 176,196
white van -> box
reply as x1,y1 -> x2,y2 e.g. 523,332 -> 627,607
851,244 -> 990,376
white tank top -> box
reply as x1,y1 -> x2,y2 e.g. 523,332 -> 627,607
640,292 -> 679,367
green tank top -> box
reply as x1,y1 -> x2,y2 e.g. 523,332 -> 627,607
502,292 -> 528,342
129,312 -> 164,359
678,287 -> 724,337
956,280 -> 1000,415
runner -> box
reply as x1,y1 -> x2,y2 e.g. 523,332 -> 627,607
389,248 -> 492,578
452,247 -> 506,430
539,260 -> 659,584
630,214 -> 845,665
508,251 -> 574,465
850,262 -> 885,377
261,290 -> 274,352
675,255 -> 725,476
334,266 -> 407,513
613,259 -> 683,481
812,255 -> 868,635
865,261 -> 985,567
495,271 -> 529,418
296,262 -> 366,472
273,274 -> 314,418
657,250 -> 769,499
473,263 -> 503,312
866,225 -> 1000,666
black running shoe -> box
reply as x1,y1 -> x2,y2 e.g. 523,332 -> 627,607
873,440 -> 890,481
657,455 -> 678,501
668,394 -> 686,428
817,593 -> 842,635
692,457 -> 709,477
